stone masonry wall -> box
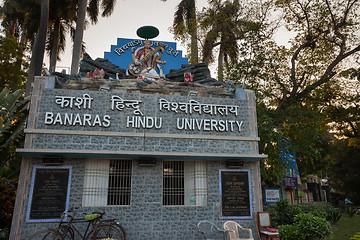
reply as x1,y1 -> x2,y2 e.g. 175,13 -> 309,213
18,158 -> 261,240
10,77 -> 264,240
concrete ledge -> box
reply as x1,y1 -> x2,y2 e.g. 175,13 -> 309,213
24,128 -> 261,142
17,148 -> 267,161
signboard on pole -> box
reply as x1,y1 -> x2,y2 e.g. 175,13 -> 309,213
264,188 -> 281,204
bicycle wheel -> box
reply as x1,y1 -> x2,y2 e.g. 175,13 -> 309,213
88,224 -> 123,240
57,226 -> 75,240
110,223 -> 126,240
28,229 -> 63,240
100,220 -> 126,240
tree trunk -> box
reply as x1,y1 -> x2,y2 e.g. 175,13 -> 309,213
203,27 -> 217,65
8,21 -> 16,36
217,45 -> 224,81
49,20 -> 61,73
190,31 -> 199,64
25,0 -> 49,97
189,6 -> 199,64
71,0 -> 88,75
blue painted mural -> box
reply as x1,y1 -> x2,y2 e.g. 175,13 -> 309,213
104,38 -> 188,76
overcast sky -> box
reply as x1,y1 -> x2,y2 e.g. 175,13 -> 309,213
50,0 -> 294,74
0,0 -> 296,74
50,0 -> 210,73
0,0 -> 294,74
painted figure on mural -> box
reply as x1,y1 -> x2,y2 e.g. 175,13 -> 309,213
128,39 -> 166,80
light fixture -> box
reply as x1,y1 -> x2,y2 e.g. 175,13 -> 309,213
42,157 -> 64,166
226,160 -> 244,168
137,158 -> 156,167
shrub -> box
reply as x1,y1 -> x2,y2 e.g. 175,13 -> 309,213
278,213 -> 332,240
264,199 -> 301,227
265,200 -> 338,227
294,213 -> 332,239
346,205 -> 357,217
298,201 -> 334,219
327,208 -> 342,223
278,225 -> 301,240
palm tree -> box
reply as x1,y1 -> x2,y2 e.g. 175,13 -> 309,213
25,0 -> 49,97
47,0 -> 77,72
70,0 -> 87,75
200,0 -> 260,80
1,0 -> 21,37
2,0 -> 77,92
173,0 -> 199,64
70,0 -> 116,75
0,0 -> 35,42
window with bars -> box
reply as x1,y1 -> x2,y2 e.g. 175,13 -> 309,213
163,161 -> 207,206
82,159 -> 132,206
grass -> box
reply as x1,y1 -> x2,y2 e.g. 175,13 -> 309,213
323,214 -> 360,240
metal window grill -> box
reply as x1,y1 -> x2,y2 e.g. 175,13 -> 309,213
108,159 -> 132,205
82,160 -> 109,207
163,161 -> 184,205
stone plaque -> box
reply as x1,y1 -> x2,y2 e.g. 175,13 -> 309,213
26,166 -> 71,222
220,170 -> 252,219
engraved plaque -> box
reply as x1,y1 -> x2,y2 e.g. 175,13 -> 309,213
26,166 -> 71,222
220,170 -> 252,219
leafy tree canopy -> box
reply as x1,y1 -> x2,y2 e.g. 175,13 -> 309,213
0,33 -> 28,92
224,0 -> 360,185
327,139 -> 360,203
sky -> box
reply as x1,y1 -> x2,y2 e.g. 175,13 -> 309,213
0,0 -> 291,76
47,0 -> 293,75
50,0 -> 210,73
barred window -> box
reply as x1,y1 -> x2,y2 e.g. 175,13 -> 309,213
163,161 -> 207,206
82,159 -> 132,206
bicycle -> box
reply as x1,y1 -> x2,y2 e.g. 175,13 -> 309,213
27,208 -> 126,240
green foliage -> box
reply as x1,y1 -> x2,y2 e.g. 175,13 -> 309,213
277,225 -> 301,240
0,88 -> 28,238
298,201 -> 334,219
346,205 -> 357,218
0,88 -> 29,174
223,0 -> 360,186
350,232 -> 360,240
197,0 -> 265,79
327,140 -> 360,204
228,37 -> 334,184
264,199 -> 301,226
279,213 -> 332,240
265,200 -> 338,227
171,0 -> 198,64
0,33 -> 28,92
327,208 -> 342,224
257,105 -> 284,185
0,178 -> 17,240
295,213 -> 332,240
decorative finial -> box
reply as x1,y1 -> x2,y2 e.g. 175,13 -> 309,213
136,26 -> 159,39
